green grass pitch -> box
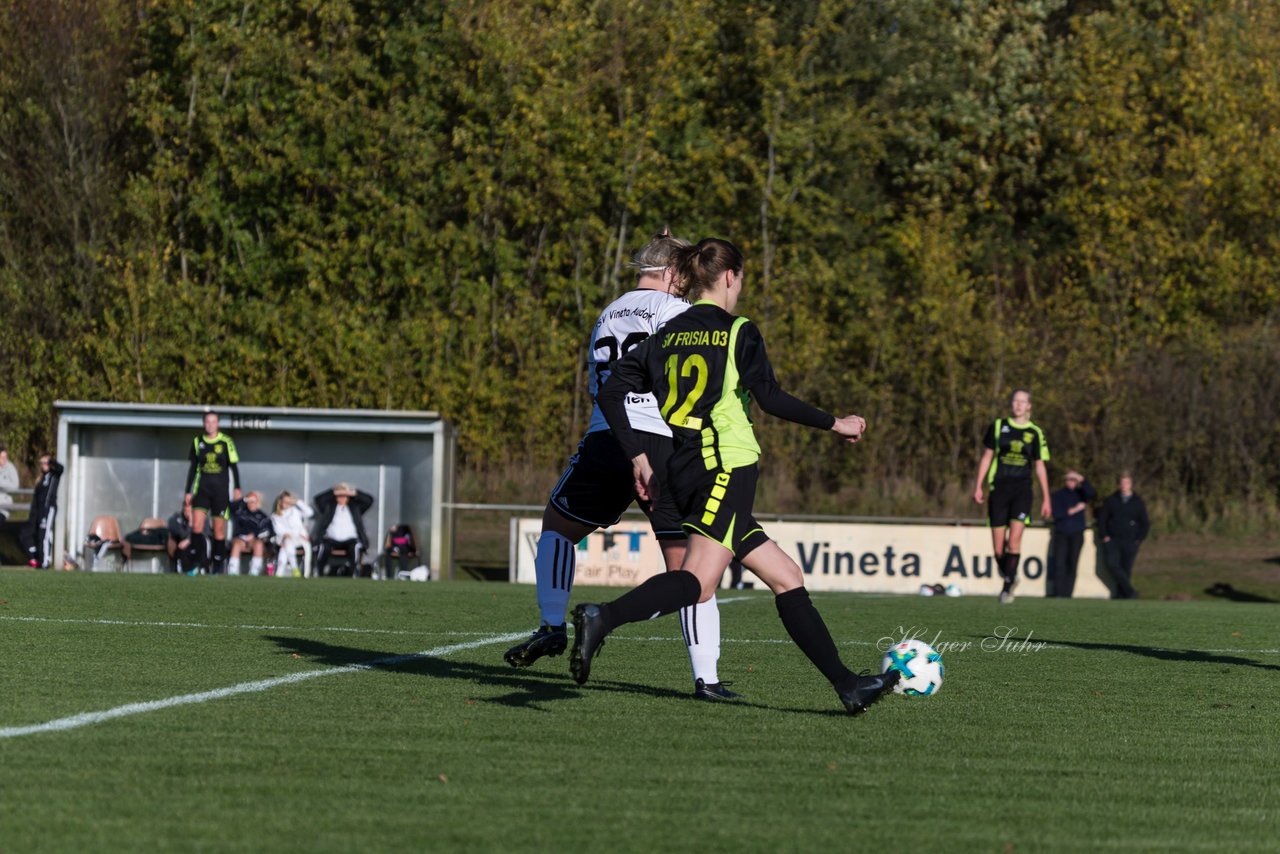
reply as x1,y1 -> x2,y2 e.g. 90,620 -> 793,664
1,572 -> 1276,852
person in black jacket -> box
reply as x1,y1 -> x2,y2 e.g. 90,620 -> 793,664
312,483 -> 373,576
20,454 -> 64,568
228,491 -> 274,576
1048,469 -> 1096,598
1097,472 -> 1150,600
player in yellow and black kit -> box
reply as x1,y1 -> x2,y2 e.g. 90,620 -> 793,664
973,389 -> 1051,603
183,410 -> 241,574
571,238 -> 898,715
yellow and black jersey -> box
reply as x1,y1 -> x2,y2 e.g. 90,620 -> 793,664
185,431 -> 241,494
599,300 -> 833,474
983,418 -> 1049,484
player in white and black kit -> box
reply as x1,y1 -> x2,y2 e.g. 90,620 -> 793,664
504,228 -> 739,701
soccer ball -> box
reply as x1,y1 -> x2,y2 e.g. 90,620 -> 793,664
881,639 -> 944,696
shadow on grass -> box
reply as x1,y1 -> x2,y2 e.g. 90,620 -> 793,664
1203,582 -> 1277,603
1027,637 -> 1280,672
265,634 -> 853,717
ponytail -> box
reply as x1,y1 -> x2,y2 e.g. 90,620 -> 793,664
669,238 -> 743,301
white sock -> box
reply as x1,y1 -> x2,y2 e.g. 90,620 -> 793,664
249,556 -> 263,576
535,531 -> 575,627
681,594 -> 721,685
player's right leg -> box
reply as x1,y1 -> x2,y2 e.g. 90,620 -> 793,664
190,507 -> 210,574
503,505 -> 596,667
506,433 -> 631,668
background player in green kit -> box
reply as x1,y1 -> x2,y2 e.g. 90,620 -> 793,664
183,410 -> 241,574
573,238 -> 898,715
972,389 -> 1051,603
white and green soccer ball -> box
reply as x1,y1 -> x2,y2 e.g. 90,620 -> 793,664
881,639 -> 944,696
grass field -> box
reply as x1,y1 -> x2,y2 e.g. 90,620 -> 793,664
1,571 -> 1276,852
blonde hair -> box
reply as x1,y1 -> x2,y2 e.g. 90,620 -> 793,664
629,226 -> 692,274
273,490 -> 294,515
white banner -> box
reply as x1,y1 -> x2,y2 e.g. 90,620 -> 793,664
510,518 -> 1110,598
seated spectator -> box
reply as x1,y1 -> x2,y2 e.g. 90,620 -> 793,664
229,491 -> 274,576
0,445 -> 17,523
383,524 -> 418,579
313,483 -> 373,577
167,504 -> 206,574
271,491 -> 313,578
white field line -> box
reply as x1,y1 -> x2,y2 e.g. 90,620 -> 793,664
0,632 -> 526,741
0,595 -> 758,636
0,615 -> 494,636
2,608 -> 1276,657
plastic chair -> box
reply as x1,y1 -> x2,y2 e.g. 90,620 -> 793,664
82,515 -> 125,572
125,517 -> 169,573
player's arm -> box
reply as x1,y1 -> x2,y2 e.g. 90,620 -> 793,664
736,324 -> 837,431
597,341 -> 654,460
973,449 -> 994,504
1035,460 -> 1051,520
597,342 -> 659,501
184,440 -> 198,502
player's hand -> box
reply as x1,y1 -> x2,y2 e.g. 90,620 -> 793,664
183,493 -> 193,508
1040,499 -> 1052,520
831,414 -> 867,443
631,453 -> 657,504
233,488 -> 242,501
973,486 -> 985,505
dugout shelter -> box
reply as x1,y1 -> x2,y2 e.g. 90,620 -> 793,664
53,402 -> 455,577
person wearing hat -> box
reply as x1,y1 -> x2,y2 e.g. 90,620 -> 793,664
312,482 -> 373,576
1048,469 -> 1096,598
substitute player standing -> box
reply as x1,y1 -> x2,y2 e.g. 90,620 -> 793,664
504,228 -> 739,701
972,389 -> 1051,603
572,237 -> 897,715
184,410 -> 241,575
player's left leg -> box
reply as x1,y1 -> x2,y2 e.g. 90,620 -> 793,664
210,516 -> 228,575
741,539 -> 897,714
1001,519 -> 1026,603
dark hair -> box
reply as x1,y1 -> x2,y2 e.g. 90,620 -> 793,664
669,238 -> 743,301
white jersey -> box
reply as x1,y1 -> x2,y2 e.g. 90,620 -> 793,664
586,288 -> 689,436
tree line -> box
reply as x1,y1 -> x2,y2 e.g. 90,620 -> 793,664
2,0 -> 1277,526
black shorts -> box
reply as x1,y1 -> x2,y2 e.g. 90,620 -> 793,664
192,481 -> 232,519
988,478 -> 1032,528
549,430 -> 684,539
669,463 -> 769,560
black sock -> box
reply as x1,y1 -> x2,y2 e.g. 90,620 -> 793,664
603,571 -> 701,629
211,539 -> 226,574
775,587 -> 852,686
191,534 -> 207,570
1005,552 -> 1021,584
